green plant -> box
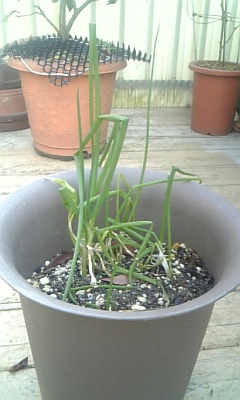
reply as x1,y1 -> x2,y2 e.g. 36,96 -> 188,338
49,24 -> 202,310
1,0 -> 149,85
189,0 -> 240,68
3,0 -> 118,42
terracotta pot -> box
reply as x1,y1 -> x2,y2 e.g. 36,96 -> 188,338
0,63 -> 29,131
0,62 -> 21,89
8,58 -> 126,159
1,168 -> 240,400
189,61 -> 240,135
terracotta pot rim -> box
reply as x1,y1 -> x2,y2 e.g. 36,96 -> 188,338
8,57 -> 127,77
189,60 -> 240,77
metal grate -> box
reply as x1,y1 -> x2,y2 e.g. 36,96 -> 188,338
0,35 -> 151,86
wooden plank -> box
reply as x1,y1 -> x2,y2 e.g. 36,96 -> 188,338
202,291 -> 240,350
0,369 -> 41,400
0,309 -> 29,347
1,108 -> 240,399
185,347 -> 240,400
0,278 -> 20,307
202,324 -> 240,350
0,343 -> 34,372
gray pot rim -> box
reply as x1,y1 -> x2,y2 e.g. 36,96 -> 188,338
0,168 -> 240,321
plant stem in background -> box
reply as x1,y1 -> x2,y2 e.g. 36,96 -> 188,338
219,0 -> 227,65
3,0 -> 117,42
190,0 -> 240,66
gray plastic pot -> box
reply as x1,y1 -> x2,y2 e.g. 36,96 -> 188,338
0,168 -> 240,400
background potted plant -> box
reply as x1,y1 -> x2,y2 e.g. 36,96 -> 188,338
0,25 -> 240,400
0,0 -> 150,158
0,60 -> 29,131
189,0 -> 240,135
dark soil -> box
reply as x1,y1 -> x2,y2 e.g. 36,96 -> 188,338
27,243 -> 214,312
196,60 -> 240,70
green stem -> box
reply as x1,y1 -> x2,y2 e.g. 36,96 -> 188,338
128,26 -> 160,221
64,0 -> 98,39
62,158 -> 85,300
105,262 -> 118,310
159,166 -> 201,243
128,224 -> 153,284
70,284 -> 134,292
59,0 -> 67,41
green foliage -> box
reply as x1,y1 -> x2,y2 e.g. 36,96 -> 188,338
2,0 -> 119,41
50,23 -> 201,310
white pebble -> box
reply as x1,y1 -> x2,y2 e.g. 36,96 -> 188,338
137,296 -> 147,303
40,276 -> 49,285
140,284 -> 147,289
131,304 -> 146,311
45,260 -> 50,267
158,298 -> 165,306
96,296 -> 105,305
42,286 -> 51,293
173,268 -> 181,275
53,270 -> 62,276
50,294 -> 57,299
76,290 -> 85,295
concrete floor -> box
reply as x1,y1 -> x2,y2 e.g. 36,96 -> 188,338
0,108 -> 240,399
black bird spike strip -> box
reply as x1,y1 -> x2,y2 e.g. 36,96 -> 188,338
0,35 -> 151,86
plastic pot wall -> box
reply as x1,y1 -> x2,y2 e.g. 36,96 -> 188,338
0,168 -> 240,400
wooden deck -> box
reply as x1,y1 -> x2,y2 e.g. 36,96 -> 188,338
0,108 -> 240,399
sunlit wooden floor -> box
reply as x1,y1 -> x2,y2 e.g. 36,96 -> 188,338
0,108 -> 240,399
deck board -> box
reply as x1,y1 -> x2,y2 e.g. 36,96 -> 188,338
0,108 -> 240,399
